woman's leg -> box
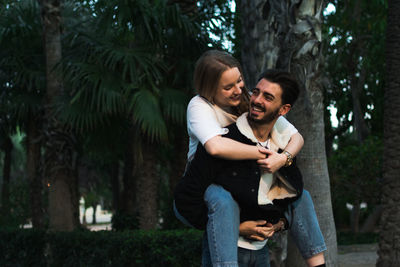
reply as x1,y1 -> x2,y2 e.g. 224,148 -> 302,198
285,190 -> 327,266
203,184 -> 240,267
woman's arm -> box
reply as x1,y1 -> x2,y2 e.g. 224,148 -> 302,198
204,135 -> 266,160
257,132 -> 304,173
188,96 -> 266,160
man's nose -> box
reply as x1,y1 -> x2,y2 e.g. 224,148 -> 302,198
253,93 -> 262,103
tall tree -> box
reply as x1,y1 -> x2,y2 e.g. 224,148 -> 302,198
0,0 -> 46,228
377,0 -> 400,265
238,0 -> 338,266
324,0 -> 387,234
60,0 -> 212,229
39,0 -> 78,231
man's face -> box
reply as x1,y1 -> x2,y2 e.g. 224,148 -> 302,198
248,78 -> 286,124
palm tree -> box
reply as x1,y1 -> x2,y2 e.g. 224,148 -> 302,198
60,0 -> 210,229
239,1 -> 338,266
39,0 -> 79,231
377,0 -> 400,265
0,0 -> 46,228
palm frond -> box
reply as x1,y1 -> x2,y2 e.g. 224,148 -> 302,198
160,88 -> 189,125
130,88 -> 167,142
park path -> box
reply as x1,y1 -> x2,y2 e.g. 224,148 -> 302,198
338,244 -> 378,267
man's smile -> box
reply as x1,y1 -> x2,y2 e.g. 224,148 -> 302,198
250,103 -> 266,113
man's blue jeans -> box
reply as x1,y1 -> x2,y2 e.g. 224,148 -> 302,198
202,233 -> 270,267
202,184 -> 327,267
238,245 -> 270,267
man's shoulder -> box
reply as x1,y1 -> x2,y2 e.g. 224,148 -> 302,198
223,122 -> 254,145
223,123 -> 241,138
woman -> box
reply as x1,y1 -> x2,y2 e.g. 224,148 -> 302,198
176,50 -> 326,267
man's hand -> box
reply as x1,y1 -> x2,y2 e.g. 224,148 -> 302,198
257,149 -> 287,173
239,220 -> 275,241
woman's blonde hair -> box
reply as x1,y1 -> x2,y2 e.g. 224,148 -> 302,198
193,50 -> 249,115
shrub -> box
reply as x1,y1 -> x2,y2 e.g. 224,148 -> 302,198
0,228 -> 203,267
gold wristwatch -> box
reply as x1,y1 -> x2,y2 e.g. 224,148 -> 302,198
283,151 -> 293,167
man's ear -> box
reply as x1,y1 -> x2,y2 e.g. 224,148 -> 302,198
279,104 -> 291,116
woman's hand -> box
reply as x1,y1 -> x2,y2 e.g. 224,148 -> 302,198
239,220 -> 275,241
256,148 -> 287,173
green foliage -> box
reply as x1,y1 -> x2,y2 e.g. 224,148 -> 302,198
0,228 -> 47,266
329,136 -> 382,201
0,178 -> 31,228
0,229 -> 203,267
328,136 -> 382,228
60,0 -> 210,143
0,0 -> 45,123
324,0 -> 387,147
337,231 -> 378,245
111,211 -> 140,231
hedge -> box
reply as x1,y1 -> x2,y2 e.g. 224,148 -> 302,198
0,228 -> 203,267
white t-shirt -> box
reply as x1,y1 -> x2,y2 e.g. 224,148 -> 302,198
187,95 -> 237,160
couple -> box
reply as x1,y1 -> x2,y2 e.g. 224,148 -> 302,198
174,50 -> 326,267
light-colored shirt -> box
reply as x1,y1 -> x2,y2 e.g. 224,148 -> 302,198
186,95 -> 298,250
235,113 -> 297,250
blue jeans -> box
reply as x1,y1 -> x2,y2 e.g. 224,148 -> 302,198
203,234 -> 270,267
202,184 -> 326,266
286,189 -> 327,258
238,245 -> 270,267
202,184 -> 240,267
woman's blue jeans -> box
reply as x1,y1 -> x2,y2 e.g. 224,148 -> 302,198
201,184 -> 327,267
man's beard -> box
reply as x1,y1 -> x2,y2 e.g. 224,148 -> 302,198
248,103 -> 280,124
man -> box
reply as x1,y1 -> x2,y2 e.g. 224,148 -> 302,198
174,70 -> 326,267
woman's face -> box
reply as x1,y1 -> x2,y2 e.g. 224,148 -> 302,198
213,67 -> 244,108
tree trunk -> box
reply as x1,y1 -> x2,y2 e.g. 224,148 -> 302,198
377,0 -> 400,265
345,0 -> 370,143
40,0 -> 78,231
110,161 -> 120,213
350,200 -> 360,233
72,152 -> 81,227
92,204 -> 97,224
121,132 -> 136,216
26,111 -> 44,228
136,143 -> 159,229
1,136 -> 12,218
360,205 -> 382,233
239,1 -> 338,266
82,206 -> 87,225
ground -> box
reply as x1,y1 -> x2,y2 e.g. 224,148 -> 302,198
338,243 -> 378,267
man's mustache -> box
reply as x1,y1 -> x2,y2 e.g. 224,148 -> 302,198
250,102 -> 266,112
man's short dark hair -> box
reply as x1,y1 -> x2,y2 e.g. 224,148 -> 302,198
258,70 -> 300,106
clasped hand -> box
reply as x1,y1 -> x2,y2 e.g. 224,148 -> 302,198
239,220 -> 284,241
257,147 -> 287,173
